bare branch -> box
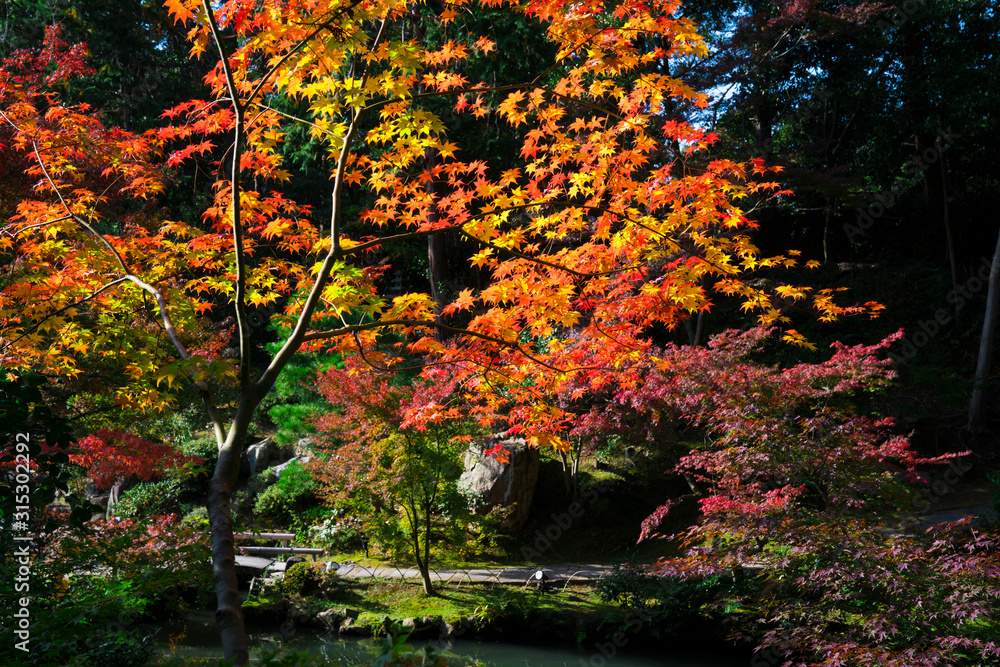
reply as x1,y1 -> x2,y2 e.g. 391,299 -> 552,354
122,274 -> 227,446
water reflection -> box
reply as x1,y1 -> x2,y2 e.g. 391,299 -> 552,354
153,611 -> 746,666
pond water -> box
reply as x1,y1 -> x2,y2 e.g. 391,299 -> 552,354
152,611 -> 748,666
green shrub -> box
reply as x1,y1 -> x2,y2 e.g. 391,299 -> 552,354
17,628 -> 157,667
253,461 -> 320,528
308,509 -> 365,553
282,561 -> 338,597
596,561 -> 726,621
257,339 -> 342,445
65,629 -> 156,667
182,505 -> 210,528
178,434 -> 220,471
114,479 -> 183,518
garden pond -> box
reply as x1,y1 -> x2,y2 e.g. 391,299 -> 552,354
152,610 -> 749,666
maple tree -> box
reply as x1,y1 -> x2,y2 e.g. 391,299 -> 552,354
611,327 -> 1000,666
0,0 -> 881,660
69,428 -> 203,491
310,358 -> 474,594
34,513 -> 211,664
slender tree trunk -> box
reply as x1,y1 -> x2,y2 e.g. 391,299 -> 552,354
968,227 -> 1000,433
408,498 -> 434,595
426,147 -> 446,337
823,197 -> 832,265
559,450 -> 572,496
206,422 -> 251,664
422,500 -> 433,595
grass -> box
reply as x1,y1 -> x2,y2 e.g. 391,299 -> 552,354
300,577 -> 614,622
248,574 -> 626,639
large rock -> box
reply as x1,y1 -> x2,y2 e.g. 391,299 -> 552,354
270,456 -> 312,479
296,437 -> 316,457
242,437 -> 294,476
459,436 -> 539,531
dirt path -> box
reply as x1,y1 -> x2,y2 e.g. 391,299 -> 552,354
332,562 -> 610,584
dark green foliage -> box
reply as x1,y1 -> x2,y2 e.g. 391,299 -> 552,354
282,561 -> 338,597
1,0 -> 210,130
257,340 -> 342,446
596,562 -> 727,636
470,586 -> 539,627
178,434 -> 221,472
253,461 -> 321,529
0,372 -> 89,528
69,630 -> 155,667
114,479 -> 183,518
21,628 -> 155,667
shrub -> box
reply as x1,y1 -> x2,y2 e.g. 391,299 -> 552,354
282,561 -> 338,597
177,434 -> 220,471
64,630 -> 156,667
113,479 -> 183,518
253,460 -> 320,528
16,516 -> 210,666
257,338 -> 342,445
308,509 -> 365,553
596,562 -> 727,637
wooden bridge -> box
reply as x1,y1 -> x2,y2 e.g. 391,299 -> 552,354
234,531 -> 323,577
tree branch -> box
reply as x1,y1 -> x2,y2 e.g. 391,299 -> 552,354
203,0 -> 252,393
121,275 -> 227,445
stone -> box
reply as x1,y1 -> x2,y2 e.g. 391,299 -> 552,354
316,608 -> 343,628
458,436 -> 539,531
296,437 -> 315,457
443,617 -> 472,639
287,604 -> 312,625
401,617 -> 417,630
338,617 -> 369,636
242,437 -> 294,476
270,456 -> 311,479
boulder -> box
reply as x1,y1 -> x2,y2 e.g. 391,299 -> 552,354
286,604 -> 312,626
458,436 -> 539,531
316,608 -> 344,628
270,456 -> 312,479
88,493 -> 111,510
242,437 -> 295,476
296,437 -> 316,457
338,617 -> 369,636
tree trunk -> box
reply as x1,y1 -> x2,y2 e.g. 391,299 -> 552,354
422,501 -> 434,595
425,147 -> 446,337
206,404 -> 255,665
559,450 -> 572,496
409,500 -> 434,595
968,227 -> 1000,433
